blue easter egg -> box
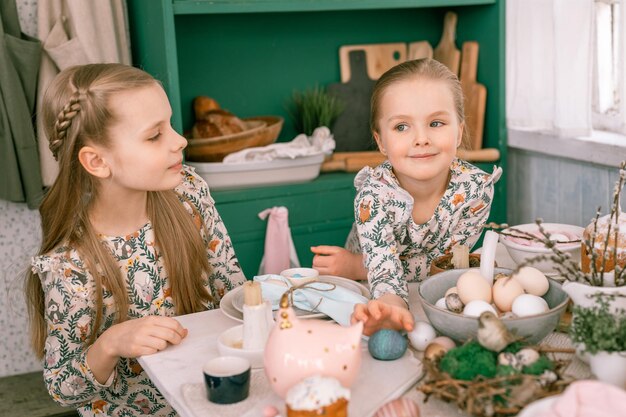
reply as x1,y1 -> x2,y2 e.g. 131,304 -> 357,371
368,329 -> 408,361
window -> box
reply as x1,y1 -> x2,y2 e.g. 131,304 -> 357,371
592,0 -> 625,133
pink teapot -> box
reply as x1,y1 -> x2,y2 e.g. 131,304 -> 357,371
263,293 -> 364,398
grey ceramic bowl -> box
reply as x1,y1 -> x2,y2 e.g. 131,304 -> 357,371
418,268 -> 569,344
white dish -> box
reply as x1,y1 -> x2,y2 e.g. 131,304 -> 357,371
189,153 -> 325,190
220,275 -> 370,322
517,395 -> 559,417
499,223 -> 583,273
217,325 -> 265,369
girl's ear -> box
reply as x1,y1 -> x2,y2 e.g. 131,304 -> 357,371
78,145 -> 111,179
373,131 -> 386,156
457,122 -> 465,148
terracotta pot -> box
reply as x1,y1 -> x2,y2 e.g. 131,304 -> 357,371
429,253 -> 484,276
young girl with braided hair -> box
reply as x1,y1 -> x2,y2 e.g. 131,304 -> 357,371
313,59 -> 501,335
26,63 -> 245,416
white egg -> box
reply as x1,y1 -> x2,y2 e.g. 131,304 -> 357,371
549,233 -> 569,242
435,297 -> 447,310
456,270 -> 492,304
462,300 -> 497,317
511,294 -> 549,317
408,320 -> 437,351
512,266 -> 549,296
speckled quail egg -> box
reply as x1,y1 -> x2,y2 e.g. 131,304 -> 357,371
445,293 -> 464,313
516,348 -> 540,366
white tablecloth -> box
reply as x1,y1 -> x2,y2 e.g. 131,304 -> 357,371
138,244 -> 577,417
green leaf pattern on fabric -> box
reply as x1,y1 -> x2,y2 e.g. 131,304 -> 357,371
347,159 -> 501,304
31,165 -> 246,416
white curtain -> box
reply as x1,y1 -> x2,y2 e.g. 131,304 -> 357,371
36,0 -> 132,186
506,0 -> 594,138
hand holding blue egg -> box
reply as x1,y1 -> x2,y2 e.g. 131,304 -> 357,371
368,329 -> 408,361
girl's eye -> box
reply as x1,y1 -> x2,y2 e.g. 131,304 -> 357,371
148,131 -> 161,141
430,121 -> 444,128
395,123 -> 409,132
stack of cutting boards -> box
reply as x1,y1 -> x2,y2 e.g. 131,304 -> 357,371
327,11 -> 493,168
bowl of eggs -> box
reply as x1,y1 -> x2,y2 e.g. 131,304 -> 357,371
418,267 -> 569,343
499,223 -> 584,274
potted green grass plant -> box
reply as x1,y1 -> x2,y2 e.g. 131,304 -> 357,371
288,86 -> 344,136
569,293 -> 626,388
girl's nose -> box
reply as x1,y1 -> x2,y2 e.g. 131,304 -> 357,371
173,131 -> 187,151
412,127 -> 430,146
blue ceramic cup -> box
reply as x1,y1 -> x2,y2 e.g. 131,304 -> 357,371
203,356 -> 251,404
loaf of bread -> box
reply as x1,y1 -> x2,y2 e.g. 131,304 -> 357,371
193,96 -> 220,120
580,213 -> 626,273
191,109 -> 247,139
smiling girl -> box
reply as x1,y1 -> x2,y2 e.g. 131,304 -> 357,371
26,64 -> 245,416
315,59 -> 501,335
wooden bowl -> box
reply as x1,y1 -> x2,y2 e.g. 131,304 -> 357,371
185,116 -> 284,162
429,253 -> 484,276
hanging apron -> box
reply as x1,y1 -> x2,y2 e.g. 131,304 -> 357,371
0,0 -> 43,209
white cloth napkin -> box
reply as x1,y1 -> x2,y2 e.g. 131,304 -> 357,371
222,126 -> 335,163
253,274 -> 368,326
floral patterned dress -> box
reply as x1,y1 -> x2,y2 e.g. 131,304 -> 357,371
345,158 -> 502,304
31,165 -> 246,417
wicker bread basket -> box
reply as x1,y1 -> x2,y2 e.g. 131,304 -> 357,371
185,116 -> 284,162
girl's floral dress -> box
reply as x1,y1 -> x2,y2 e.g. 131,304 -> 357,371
31,165 -> 246,417
345,159 -> 502,304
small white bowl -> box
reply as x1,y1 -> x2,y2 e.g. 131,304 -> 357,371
499,223 -> 584,273
280,267 -> 319,287
217,325 -> 264,369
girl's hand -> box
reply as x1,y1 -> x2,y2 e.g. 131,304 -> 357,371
351,298 -> 414,336
100,315 -> 188,358
87,316 -> 188,384
310,245 -> 367,281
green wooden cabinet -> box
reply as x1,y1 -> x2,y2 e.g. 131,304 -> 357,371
126,0 -> 506,277
212,173 -> 356,277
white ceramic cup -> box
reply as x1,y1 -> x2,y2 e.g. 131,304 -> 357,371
280,267 -> 319,286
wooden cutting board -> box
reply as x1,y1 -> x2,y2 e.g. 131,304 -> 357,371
460,41 -> 487,150
407,41 -> 433,60
320,148 -> 500,172
328,50 -> 377,152
339,43 -> 406,82
433,11 -> 461,76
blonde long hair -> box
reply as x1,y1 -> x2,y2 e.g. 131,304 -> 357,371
26,64 -> 211,358
370,58 -> 471,149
